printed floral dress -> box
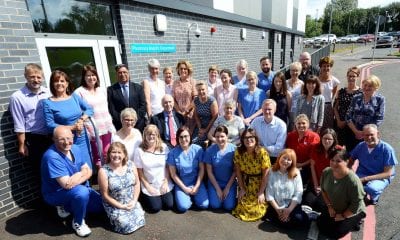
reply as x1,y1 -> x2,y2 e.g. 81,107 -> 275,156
103,161 -> 145,234
232,148 -> 271,221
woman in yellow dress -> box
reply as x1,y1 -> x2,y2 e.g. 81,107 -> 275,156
232,128 -> 271,221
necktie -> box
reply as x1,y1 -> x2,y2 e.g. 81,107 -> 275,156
122,84 -> 129,105
168,113 -> 176,146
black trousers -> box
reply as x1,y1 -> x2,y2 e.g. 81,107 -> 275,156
25,133 -> 52,184
139,191 -> 174,213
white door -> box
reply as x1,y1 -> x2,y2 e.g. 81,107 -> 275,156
35,38 -> 121,88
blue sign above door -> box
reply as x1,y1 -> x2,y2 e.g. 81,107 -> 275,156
131,43 -> 176,53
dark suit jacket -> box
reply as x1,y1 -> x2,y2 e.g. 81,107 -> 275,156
285,65 -> 320,81
151,111 -> 185,148
107,81 -> 147,131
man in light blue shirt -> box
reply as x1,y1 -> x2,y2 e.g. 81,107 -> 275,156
250,99 -> 287,164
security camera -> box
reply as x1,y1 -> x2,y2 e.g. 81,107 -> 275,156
194,28 -> 201,38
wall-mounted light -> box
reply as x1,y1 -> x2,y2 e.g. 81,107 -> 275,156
187,23 -> 201,38
261,31 -> 266,39
277,33 -> 281,43
240,28 -> 246,40
154,14 -> 167,32
298,37 -> 302,44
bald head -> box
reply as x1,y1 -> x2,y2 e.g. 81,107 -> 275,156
299,52 -> 311,70
162,94 -> 174,113
53,126 -> 74,153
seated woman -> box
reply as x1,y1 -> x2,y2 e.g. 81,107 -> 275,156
193,81 -> 218,147
237,71 -> 266,127
318,147 -> 366,239
214,69 -> 237,116
167,126 -> 209,212
204,125 -> 237,211
134,125 -> 174,213
286,114 -> 320,185
98,142 -> 145,234
111,108 -> 142,161
266,148 -> 308,227
232,128 -> 271,221
296,75 -> 325,133
207,100 -> 245,145
267,72 -> 291,125
305,128 -> 339,210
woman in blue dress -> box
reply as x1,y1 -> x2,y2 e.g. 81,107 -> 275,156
98,142 -> 145,234
204,125 -> 237,210
43,70 -> 93,163
237,71 -> 267,127
167,126 -> 209,212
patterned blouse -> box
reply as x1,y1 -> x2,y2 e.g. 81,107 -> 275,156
345,93 -> 385,130
335,87 -> 362,121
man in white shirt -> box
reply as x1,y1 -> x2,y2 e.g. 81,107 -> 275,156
250,99 -> 287,164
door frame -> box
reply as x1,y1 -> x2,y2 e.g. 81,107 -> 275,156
35,38 -> 121,87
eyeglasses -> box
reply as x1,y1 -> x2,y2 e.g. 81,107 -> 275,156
244,136 -> 255,140
56,137 -> 73,143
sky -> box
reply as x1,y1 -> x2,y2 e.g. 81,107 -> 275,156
306,0 -> 399,18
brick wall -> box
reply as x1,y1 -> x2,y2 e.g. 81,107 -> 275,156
0,0 -> 42,220
117,2 -> 272,82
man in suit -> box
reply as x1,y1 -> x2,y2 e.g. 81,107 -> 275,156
285,51 -> 319,81
151,94 -> 185,149
107,64 -> 147,131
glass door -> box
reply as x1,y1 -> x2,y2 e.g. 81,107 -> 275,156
35,38 -> 121,88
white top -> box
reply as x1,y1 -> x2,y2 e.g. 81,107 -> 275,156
145,77 -> 165,115
207,78 -> 222,96
286,79 -> 304,113
320,76 -> 340,102
133,143 -> 174,196
111,128 -> 142,162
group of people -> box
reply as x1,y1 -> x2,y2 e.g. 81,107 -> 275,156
9,52 -> 397,238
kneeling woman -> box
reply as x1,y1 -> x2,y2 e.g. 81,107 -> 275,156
232,128 -> 271,221
204,125 -> 237,210
134,125 -> 174,213
318,147 -> 366,239
167,126 -> 209,212
266,149 -> 308,227
98,142 -> 145,234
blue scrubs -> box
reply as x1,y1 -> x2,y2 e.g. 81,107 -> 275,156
41,144 -> 103,224
238,87 -> 267,118
351,140 -> 397,203
257,71 -> 275,92
167,144 -> 209,212
204,143 -> 237,210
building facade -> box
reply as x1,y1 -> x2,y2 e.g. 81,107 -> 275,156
0,0 -> 306,219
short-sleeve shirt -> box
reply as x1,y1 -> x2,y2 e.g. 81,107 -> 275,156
204,143 -> 236,186
41,144 -> 90,197
286,130 -> 320,164
238,88 -> 266,118
167,144 -> 203,186
351,140 -> 397,180
320,76 -> 340,102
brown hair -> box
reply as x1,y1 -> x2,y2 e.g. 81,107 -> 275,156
319,56 -> 334,67
106,142 -> 128,166
303,75 -> 321,95
176,60 -> 193,76
237,128 -> 262,155
80,65 -> 100,88
49,70 -> 74,96
176,125 -> 192,146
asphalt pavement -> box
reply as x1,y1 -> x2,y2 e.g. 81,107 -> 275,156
1,44 -> 399,240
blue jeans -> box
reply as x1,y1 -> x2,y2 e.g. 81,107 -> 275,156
207,181 -> 237,211
364,179 -> 390,202
44,185 -> 103,224
174,183 -> 209,212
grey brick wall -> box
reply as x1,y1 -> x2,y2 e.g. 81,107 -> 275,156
0,0 -> 42,220
117,2 -> 272,81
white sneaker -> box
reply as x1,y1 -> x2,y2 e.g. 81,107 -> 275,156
72,219 -> 91,237
302,205 -> 321,221
56,206 -> 70,218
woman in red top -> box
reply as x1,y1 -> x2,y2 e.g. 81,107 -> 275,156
303,128 -> 339,210
286,114 -> 320,185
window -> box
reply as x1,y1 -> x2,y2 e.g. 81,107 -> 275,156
27,0 -> 115,35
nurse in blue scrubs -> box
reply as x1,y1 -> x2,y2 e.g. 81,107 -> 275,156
167,126 -> 209,212
204,125 -> 237,210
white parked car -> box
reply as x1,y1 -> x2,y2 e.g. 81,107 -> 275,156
313,34 -> 337,47
340,34 -> 360,43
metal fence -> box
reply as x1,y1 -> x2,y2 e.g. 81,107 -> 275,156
279,44 -> 331,73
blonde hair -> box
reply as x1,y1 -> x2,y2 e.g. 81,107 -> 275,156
140,124 -> 164,152
246,71 -> 258,83
120,108 -> 138,124
363,75 -> 381,89
290,61 -> 302,72
176,60 -> 193,76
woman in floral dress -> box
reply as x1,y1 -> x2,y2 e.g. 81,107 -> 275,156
98,142 -> 145,234
232,128 -> 271,221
